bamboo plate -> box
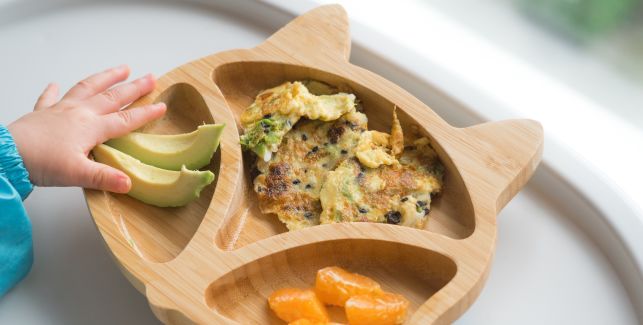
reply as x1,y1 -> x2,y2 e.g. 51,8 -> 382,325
84,5 -> 543,324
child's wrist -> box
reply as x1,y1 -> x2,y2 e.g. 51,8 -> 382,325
0,124 -> 34,199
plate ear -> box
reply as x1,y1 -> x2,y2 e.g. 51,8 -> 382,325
256,4 -> 351,62
458,119 -> 544,214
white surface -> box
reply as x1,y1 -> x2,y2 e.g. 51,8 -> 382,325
418,0 -> 643,128
311,1 -> 643,222
0,1 -> 639,324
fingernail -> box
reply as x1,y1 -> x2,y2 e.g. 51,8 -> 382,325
116,174 -> 131,193
115,64 -> 129,72
153,102 -> 166,110
135,74 -> 153,85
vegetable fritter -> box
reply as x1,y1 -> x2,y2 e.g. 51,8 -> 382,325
243,81 -> 444,231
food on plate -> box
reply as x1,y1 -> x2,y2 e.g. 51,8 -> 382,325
389,107 -> 404,157
315,266 -> 382,307
288,319 -> 344,325
239,81 -> 356,161
345,292 -> 410,325
320,137 -> 442,228
252,111 -> 368,230
269,266 -> 409,325
106,123 -> 224,170
354,130 -> 397,168
91,144 -> 214,207
268,288 -> 330,323
242,80 -> 444,230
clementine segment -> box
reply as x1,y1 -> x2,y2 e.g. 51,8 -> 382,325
345,292 -> 410,325
315,266 -> 382,306
288,319 -> 345,325
269,288 -> 330,323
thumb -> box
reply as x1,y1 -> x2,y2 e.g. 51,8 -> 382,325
79,160 -> 131,193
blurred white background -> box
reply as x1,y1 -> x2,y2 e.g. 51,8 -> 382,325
311,0 -> 643,219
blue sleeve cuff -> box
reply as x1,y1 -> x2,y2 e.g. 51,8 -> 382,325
0,175 -> 33,297
0,125 -> 33,200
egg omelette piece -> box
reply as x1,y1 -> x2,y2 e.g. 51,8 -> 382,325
353,106 -> 404,169
319,137 -> 444,229
239,81 -> 356,161
253,112 -> 369,230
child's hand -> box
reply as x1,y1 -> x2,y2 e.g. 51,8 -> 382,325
8,65 -> 166,193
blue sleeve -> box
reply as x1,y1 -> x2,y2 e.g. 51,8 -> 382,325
0,125 -> 34,298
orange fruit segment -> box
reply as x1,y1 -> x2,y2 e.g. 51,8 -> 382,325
315,266 -> 382,306
288,319 -> 345,325
268,288 -> 330,323
345,292 -> 410,325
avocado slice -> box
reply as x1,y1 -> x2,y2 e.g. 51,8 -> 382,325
105,124 -> 224,170
92,144 -> 214,207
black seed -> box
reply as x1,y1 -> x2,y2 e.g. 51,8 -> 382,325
292,179 -> 301,185
417,200 -> 427,207
302,134 -> 308,141
360,165 -> 366,173
385,211 -> 402,224
304,212 -> 313,219
307,146 -> 319,156
304,169 -> 308,173
358,207 -> 368,213
344,120 -> 357,130
340,149 -> 348,155
401,197 -> 408,202
322,163 -> 327,168
263,113 -> 272,119
424,208 -> 430,215
357,172 -> 365,179
324,142 -> 329,146
306,184 -> 313,189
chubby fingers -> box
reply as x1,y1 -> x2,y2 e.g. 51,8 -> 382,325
34,83 -> 59,111
88,74 -> 156,114
62,65 -> 130,101
101,102 -> 166,140
77,159 -> 131,193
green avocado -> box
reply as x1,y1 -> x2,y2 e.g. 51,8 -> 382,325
105,124 -> 225,170
92,144 -> 214,207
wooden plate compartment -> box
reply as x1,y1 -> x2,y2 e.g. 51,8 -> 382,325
96,82 -> 220,263
206,239 -> 457,324
213,61 -> 475,251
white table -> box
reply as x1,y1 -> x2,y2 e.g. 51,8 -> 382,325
0,1 -> 639,324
